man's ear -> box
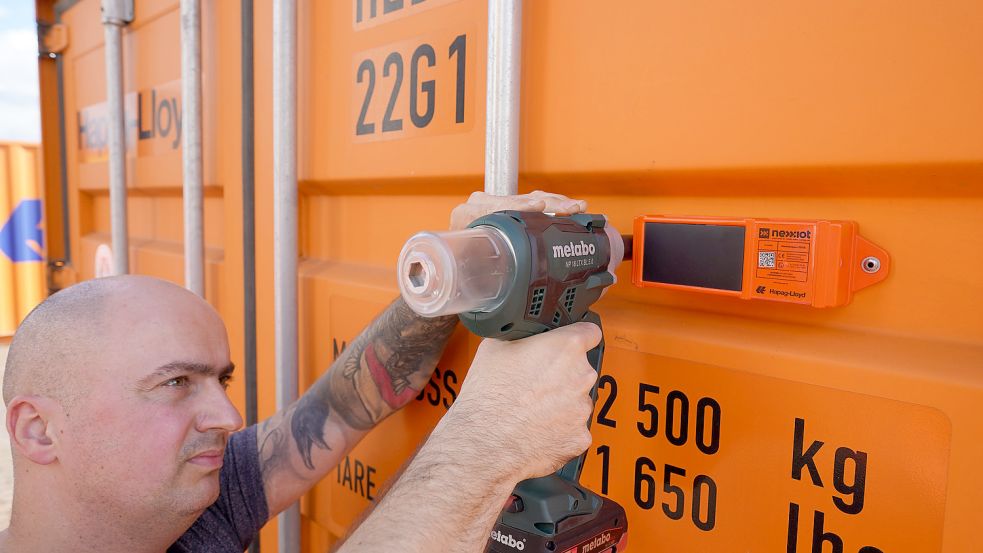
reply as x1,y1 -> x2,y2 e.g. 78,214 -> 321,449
7,396 -> 60,465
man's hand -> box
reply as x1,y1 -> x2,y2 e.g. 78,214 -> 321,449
444,322 -> 603,482
450,190 -> 587,230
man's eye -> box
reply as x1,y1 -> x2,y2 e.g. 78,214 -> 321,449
219,375 -> 233,390
163,376 -> 189,387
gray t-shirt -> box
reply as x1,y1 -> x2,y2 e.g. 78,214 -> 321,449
168,426 -> 269,552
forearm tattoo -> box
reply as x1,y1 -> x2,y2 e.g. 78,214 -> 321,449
258,418 -> 292,476
326,299 -> 458,431
259,298 -> 458,478
291,393 -> 332,470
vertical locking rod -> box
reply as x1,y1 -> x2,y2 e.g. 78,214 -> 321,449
484,0 -> 523,196
273,0 -> 300,550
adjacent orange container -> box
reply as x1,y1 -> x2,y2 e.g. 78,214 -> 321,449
33,0 -> 983,551
0,142 -> 45,337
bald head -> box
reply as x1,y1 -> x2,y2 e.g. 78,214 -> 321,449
3,275 -> 221,406
3,275 -> 242,542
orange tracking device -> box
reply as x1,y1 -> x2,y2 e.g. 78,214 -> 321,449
632,216 -> 890,307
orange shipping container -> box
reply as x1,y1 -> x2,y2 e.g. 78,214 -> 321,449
33,0 -> 983,551
0,142 -> 45,337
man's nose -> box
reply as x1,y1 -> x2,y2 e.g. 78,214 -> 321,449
197,381 -> 244,433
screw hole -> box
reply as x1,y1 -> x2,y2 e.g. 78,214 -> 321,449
861,256 -> 881,274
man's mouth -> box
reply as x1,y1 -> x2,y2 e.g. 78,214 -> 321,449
188,449 -> 225,470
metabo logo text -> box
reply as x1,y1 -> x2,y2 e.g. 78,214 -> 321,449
551,240 -> 596,259
771,229 -> 812,240
581,533 -> 613,553
490,530 -> 525,550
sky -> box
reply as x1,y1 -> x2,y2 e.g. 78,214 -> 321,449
0,2 -> 42,143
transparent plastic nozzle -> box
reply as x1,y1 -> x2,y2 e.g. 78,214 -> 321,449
397,226 -> 517,317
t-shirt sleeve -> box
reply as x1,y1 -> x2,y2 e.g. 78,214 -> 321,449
169,425 -> 270,552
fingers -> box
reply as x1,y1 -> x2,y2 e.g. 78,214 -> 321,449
525,190 -> 587,215
451,191 -> 588,229
450,196 -> 549,230
548,321 -> 603,351
449,204 -> 484,229
578,362 -> 600,394
468,191 -> 548,209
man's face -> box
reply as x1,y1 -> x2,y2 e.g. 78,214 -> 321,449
54,286 -> 244,518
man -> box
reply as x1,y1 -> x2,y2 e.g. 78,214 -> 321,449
0,191 -> 603,553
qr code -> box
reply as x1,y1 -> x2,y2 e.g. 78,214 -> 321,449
758,251 -> 776,268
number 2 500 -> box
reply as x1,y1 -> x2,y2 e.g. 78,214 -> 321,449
355,34 -> 466,136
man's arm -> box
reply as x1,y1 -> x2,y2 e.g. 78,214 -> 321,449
256,298 -> 458,516
335,409 -> 514,553
336,321 -> 603,553
255,190 -> 591,518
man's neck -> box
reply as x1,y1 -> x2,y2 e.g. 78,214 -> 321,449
3,488 -> 200,553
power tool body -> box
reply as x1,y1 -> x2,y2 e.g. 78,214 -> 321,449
398,211 -> 629,553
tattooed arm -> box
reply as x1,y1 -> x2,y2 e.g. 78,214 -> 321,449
257,298 -> 458,516
255,191 -> 591,519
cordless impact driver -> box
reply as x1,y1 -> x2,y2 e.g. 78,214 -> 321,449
397,210 -> 629,553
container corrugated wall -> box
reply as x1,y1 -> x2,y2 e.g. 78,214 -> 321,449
37,0 -> 983,551
0,142 -> 45,337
